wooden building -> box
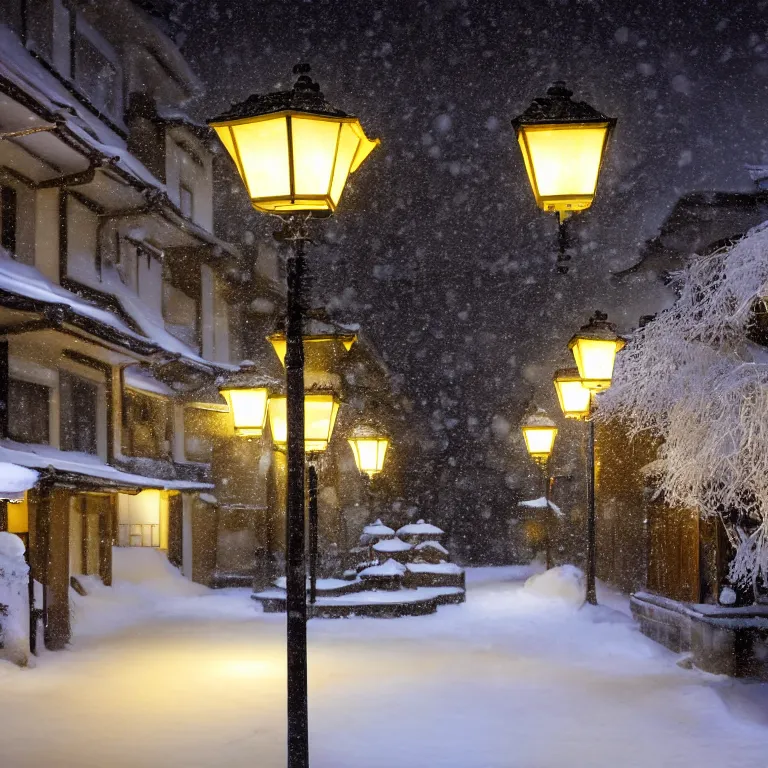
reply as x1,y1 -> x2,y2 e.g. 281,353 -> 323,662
0,0 -> 417,653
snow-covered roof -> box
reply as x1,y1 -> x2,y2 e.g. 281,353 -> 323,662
414,540 -> 449,555
518,497 -> 563,516
123,367 -> 176,397
0,252 -> 146,345
363,519 -> 395,536
0,463 -> 39,501
373,537 -> 411,552
360,558 -> 406,578
0,441 -> 212,492
0,24 -> 163,192
397,520 -> 444,536
407,562 -> 463,575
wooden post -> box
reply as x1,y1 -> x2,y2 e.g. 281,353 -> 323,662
44,489 -> 71,650
99,495 -> 114,586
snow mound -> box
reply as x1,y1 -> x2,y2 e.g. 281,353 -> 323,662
360,559 -> 406,577
0,463 -> 38,498
363,519 -> 394,536
524,565 -> 585,605
111,548 -> 208,597
0,532 -> 25,558
397,519 -> 443,536
373,537 -> 411,552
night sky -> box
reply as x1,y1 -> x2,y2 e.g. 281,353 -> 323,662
172,0 -> 768,538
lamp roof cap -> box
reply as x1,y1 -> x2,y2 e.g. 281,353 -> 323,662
209,64 -> 353,123
216,362 -> 282,391
522,407 -> 557,429
569,310 -> 625,344
512,81 -> 615,130
553,367 -> 582,382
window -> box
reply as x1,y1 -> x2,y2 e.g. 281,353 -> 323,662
163,281 -> 200,350
60,372 -> 98,454
122,390 -> 171,460
1,186 -> 17,255
183,407 -> 225,463
8,379 -> 50,445
74,18 -> 121,117
180,184 -> 194,218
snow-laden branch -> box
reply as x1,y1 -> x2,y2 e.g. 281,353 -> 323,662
598,221 -> 768,590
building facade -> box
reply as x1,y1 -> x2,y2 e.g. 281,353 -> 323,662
0,0 -> 414,652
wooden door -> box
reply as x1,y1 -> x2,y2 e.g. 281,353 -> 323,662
647,500 -> 700,603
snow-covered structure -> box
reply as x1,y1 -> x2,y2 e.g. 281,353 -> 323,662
591,172 -> 768,678
0,1 -> 420,652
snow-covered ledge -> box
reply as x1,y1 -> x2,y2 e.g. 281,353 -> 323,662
0,464 -> 39,502
0,532 -> 30,667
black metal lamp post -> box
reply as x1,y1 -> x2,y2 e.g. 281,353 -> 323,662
555,312 -> 625,605
209,65 -> 378,768
512,83 -> 616,273
521,408 -> 558,568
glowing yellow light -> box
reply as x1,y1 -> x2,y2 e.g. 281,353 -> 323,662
220,387 -> 270,437
517,124 -> 610,214
522,426 -> 558,462
553,368 -> 592,420
348,436 -> 390,477
211,113 -> 378,216
268,393 -> 340,453
268,332 -> 357,368
521,409 -> 558,465
568,314 -> 625,390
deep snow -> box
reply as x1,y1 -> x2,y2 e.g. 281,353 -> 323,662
1,550 -> 767,768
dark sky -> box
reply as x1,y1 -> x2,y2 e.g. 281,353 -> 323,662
174,0 -> 768,526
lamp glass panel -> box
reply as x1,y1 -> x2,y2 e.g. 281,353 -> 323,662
214,126 -> 238,169
267,395 -> 339,452
291,117 -> 340,197
269,337 -> 287,367
522,124 -> 608,200
349,437 -> 389,476
572,337 -> 620,386
330,122 -> 360,205
304,394 -> 339,452
523,426 -> 557,457
555,378 -> 592,417
222,387 -> 269,436
230,117 -> 291,200
268,397 -> 288,445
349,122 -> 379,172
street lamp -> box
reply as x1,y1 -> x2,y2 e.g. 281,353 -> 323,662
512,82 -> 616,273
553,367 -> 591,420
218,364 -> 277,437
347,424 -> 390,478
521,408 -> 558,466
568,310 -> 626,390
209,64 -> 378,768
268,387 -> 340,607
555,311 -> 624,606
521,408 -> 558,568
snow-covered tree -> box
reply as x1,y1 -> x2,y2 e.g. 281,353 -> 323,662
598,221 -> 768,599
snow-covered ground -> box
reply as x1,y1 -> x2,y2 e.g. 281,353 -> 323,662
1,551 -> 767,768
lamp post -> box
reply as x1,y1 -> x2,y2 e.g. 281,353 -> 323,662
512,82 -> 616,273
209,64 -> 378,768
347,423 -> 390,532
268,387 -> 340,606
554,312 -> 625,605
521,408 -> 558,568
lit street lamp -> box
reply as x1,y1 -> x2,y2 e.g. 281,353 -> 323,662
209,64 -> 378,768
512,82 -> 616,273
347,424 -> 390,478
555,312 -> 624,605
521,408 -> 558,567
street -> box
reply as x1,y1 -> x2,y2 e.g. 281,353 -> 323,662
0,554 -> 766,768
